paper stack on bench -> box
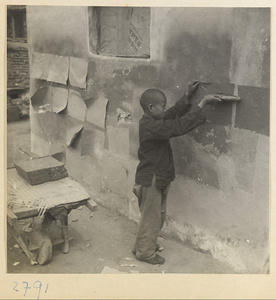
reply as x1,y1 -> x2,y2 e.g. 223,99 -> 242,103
14,156 -> 68,185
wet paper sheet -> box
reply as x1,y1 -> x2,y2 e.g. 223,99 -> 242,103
47,55 -> 69,85
69,57 -> 88,89
36,110 -> 67,145
193,82 -> 235,126
31,132 -> 51,157
86,96 -> 108,129
66,117 -> 84,147
67,90 -> 87,121
30,52 -> 51,80
52,87 -> 69,113
30,52 -> 69,84
81,123 -> 105,159
30,86 -> 52,113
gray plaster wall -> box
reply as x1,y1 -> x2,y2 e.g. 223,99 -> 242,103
27,6 -> 270,273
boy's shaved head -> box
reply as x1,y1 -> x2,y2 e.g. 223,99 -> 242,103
140,89 -> 167,112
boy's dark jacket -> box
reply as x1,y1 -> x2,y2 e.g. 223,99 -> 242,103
135,94 -> 206,189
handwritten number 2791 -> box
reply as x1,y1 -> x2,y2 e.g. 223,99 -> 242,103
13,281 -> 48,299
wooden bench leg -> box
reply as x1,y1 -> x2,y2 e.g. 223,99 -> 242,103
7,222 -> 38,265
60,213 -> 69,254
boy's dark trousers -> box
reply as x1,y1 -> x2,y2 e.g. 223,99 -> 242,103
133,175 -> 170,259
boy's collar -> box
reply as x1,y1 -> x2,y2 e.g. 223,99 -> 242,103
142,114 -> 164,120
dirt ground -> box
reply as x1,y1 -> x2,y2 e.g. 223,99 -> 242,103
6,119 -> 236,274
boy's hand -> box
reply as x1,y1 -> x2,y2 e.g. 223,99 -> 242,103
203,94 -> 222,105
198,94 -> 222,109
186,81 -> 200,98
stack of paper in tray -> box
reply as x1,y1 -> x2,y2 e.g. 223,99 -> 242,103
14,156 -> 68,185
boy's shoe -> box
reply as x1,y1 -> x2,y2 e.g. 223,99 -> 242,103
137,254 -> 165,265
132,244 -> 164,255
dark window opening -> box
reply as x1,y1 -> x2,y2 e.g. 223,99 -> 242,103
13,11 -> 25,38
89,7 -> 150,58
7,6 -> 27,40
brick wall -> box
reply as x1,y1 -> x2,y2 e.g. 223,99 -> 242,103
7,46 -> 29,89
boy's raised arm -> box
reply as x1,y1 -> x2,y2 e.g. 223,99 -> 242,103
144,94 -> 222,140
164,81 -> 199,120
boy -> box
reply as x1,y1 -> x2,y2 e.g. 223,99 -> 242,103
133,83 -> 221,265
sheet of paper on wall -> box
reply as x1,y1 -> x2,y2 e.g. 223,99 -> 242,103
52,87 -> 69,113
30,86 -> 53,113
81,125 -> 96,157
67,90 -> 87,121
86,96 -> 108,129
30,52 -> 51,81
197,83 -> 235,98
81,123 -> 105,159
31,108 -> 67,145
31,132 -> 51,157
30,52 -> 45,80
192,82 -> 235,126
47,55 -> 69,85
66,117 -> 84,147
69,57 -> 88,89
30,109 -> 50,141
